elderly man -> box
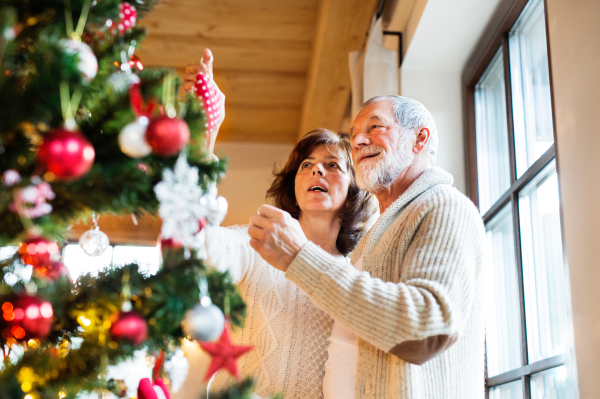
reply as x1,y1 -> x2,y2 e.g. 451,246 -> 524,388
248,95 -> 486,398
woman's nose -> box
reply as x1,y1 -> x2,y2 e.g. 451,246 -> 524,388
312,165 -> 325,176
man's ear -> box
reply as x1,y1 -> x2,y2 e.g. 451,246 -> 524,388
413,127 -> 430,154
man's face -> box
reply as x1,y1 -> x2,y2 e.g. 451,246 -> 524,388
350,101 -> 415,194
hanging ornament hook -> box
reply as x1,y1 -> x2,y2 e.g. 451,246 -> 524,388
64,0 -> 91,40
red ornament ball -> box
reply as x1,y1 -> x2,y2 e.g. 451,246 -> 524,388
1,295 -> 54,342
110,310 -> 147,345
18,237 -> 60,267
145,116 -> 190,157
37,128 -> 95,180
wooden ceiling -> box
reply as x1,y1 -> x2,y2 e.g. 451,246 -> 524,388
138,0 -> 379,143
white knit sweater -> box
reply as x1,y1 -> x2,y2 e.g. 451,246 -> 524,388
286,167 -> 486,398
204,225 -> 334,398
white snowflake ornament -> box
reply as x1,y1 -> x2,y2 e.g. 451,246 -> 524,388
154,154 -> 207,254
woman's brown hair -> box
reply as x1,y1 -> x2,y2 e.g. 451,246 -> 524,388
266,128 -> 376,256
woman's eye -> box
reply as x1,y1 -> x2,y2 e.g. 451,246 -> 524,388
301,162 -> 310,169
329,163 -> 338,169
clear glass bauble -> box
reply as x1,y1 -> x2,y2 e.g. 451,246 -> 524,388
78,228 -> 110,256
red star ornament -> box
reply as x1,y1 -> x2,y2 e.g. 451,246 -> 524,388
199,323 -> 253,381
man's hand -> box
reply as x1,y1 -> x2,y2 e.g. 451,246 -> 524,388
248,205 -> 308,272
180,48 -> 225,155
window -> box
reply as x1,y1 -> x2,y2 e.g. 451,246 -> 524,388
464,0 -> 575,396
63,244 -> 159,280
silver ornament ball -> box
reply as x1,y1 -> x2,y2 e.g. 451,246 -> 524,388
119,117 -> 152,158
79,228 -> 110,256
181,298 -> 225,342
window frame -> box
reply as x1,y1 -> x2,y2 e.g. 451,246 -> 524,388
462,0 -> 570,397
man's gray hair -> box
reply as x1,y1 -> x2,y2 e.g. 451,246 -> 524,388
360,95 -> 439,165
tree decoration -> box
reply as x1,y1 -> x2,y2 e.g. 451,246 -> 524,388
164,349 -> 189,394
18,237 -> 60,267
1,294 -> 54,342
2,169 -> 21,186
34,260 -> 70,282
154,154 -> 207,253
78,213 -> 110,256
119,117 -> 153,158
194,71 -> 224,135
36,128 -> 95,180
199,322 -> 253,381
137,377 -> 170,399
145,115 -> 190,157
115,2 -> 137,36
182,278 -> 225,342
110,309 -> 147,345
9,180 -> 55,218
60,39 -> 98,81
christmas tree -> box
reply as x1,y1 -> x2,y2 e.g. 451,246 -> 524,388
0,1 -> 261,397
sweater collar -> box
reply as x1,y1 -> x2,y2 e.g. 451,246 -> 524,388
363,167 -> 454,254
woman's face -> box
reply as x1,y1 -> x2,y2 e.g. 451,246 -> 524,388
294,144 -> 351,217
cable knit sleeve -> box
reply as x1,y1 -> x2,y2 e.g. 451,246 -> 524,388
204,224 -> 254,284
285,189 -> 485,365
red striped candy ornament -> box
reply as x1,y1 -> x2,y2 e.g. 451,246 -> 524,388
194,72 -> 224,136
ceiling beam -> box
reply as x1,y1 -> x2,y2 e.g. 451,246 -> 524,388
299,0 -> 379,137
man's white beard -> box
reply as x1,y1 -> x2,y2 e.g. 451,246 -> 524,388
354,136 -> 415,194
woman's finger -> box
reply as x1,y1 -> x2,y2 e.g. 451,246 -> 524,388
247,224 -> 266,240
185,64 -> 201,75
202,48 -> 214,76
249,214 -> 269,230
257,204 -> 281,218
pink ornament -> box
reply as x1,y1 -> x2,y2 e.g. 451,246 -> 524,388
10,181 -> 56,218
0,294 -> 54,341
37,128 -> 95,180
2,170 -> 21,186
145,116 -> 190,157
110,310 -> 147,345
194,72 -> 224,135
117,2 -> 137,35
35,260 -> 70,282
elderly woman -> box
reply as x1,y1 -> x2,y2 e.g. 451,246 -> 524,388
182,51 -> 376,398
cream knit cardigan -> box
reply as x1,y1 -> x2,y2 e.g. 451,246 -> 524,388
204,225 -> 334,398
286,167 -> 487,398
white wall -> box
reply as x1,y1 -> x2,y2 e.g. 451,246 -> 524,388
400,0 -> 503,195
213,141 -> 294,227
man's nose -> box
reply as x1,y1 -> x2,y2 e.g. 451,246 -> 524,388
352,131 -> 371,149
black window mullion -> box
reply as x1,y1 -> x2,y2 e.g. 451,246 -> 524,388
502,34 -> 518,185
511,191 -> 529,368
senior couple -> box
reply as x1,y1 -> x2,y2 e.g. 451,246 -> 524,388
183,50 -> 486,399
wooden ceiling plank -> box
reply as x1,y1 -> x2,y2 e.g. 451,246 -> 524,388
139,34 -> 311,73
218,105 -> 300,143
299,0 -> 379,137
141,0 -> 319,43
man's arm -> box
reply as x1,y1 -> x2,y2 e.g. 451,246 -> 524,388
250,196 -> 484,365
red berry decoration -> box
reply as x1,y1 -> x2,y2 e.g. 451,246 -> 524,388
17,237 -> 60,268
110,310 -> 147,345
145,116 -> 190,157
37,128 -> 95,180
1,294 -> 54,342
194,72 -> 224,134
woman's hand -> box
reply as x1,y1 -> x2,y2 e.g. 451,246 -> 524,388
180,48 -> 225,155
248,205 -> 308,272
